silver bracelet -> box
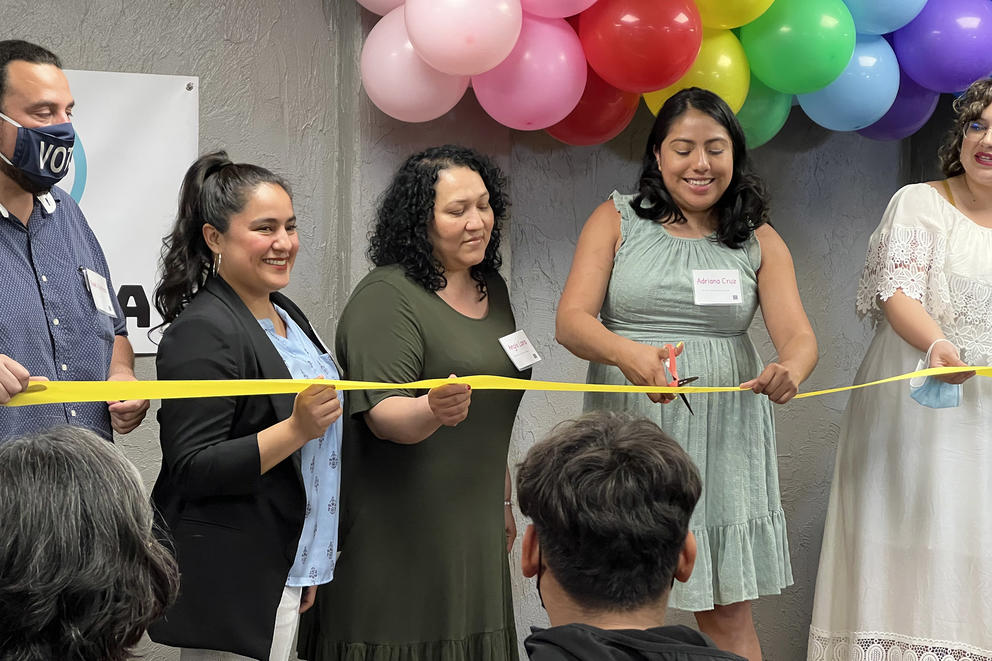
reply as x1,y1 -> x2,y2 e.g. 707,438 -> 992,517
504,500 -> 512,507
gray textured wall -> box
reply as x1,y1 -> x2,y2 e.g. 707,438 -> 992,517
5,1 -> 912,659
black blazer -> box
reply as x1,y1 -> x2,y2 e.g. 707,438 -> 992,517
148,276 -> 326,660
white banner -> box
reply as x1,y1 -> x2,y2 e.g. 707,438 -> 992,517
61,70 -> 199,354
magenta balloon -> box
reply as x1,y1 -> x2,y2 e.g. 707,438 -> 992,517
521,0 -> 598,18
892,0 -> 992,93
356,0 -> 404,16
472,16 -> 588,130
858,68 -> 940,141
360,8 -> 470,122
405,0 -> 523,76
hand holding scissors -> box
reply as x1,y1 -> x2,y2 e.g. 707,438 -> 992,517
663,343 -> 699,415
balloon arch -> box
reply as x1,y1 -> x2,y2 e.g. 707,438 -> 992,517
356,0 -> 992,148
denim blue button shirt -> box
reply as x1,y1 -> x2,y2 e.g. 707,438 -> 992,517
260,305 -> 342,587
0,187 -> 126,441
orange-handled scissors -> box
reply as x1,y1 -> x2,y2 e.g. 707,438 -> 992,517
664,343 -> 698,415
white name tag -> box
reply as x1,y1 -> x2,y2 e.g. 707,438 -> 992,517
82,268 -> 117,317
692,269 -> 743,306
499,330 -> 541,371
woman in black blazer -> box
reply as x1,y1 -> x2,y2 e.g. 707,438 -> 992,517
148,152 -> 341,661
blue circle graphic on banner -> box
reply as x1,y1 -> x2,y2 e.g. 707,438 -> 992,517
68,134 -> 87,203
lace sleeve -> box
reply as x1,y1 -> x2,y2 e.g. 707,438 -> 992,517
855,224 -> 952,325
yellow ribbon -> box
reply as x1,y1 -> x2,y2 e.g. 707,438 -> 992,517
4,365 -> 990,407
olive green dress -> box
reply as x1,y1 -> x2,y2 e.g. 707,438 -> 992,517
297,265 -> 528,661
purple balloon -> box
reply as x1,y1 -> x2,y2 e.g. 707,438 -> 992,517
892,0 -> 992,93
858,68 -> 940,140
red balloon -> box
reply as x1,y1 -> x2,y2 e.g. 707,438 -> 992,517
579,0 -> 702,93
547,65 -> 640,145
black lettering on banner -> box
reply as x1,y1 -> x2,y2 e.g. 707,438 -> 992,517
116,285 -> 150,327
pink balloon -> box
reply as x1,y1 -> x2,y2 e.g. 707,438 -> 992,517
521,0 -> 599,18
356,0 -> 404,16
405,0 -> 523,75
360,8 -> 470,123
472,16 -> 588,130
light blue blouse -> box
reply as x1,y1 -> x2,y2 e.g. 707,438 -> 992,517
260,306 -> 342,587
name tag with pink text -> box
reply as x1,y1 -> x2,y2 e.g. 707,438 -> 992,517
499,330 -> 541,371
692,269 -> 742,306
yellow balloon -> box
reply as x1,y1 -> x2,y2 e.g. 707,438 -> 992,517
643,29 -> 750,115
695,0 -> 776,30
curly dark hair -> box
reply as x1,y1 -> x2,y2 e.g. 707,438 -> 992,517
368,145 -> 509,299
517,411 -> 701,612
0,426 -> 179,661
154,151 -> 291,325
938,77 -> 992,177
631,87 -> 769,249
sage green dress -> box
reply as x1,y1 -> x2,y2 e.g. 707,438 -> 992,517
584,192 -> 793,611
297,265 -> 528,661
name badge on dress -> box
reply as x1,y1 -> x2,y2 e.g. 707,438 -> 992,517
692,269 -> 743,306
81,268 -> 118,317
499,330 -> 541,371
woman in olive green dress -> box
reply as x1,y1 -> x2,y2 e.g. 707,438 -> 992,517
298,145 -> 529,661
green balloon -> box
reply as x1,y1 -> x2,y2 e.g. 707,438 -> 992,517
740,0 -> 856,95
736,74 -> 792,149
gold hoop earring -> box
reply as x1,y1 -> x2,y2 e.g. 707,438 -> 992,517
212,252 -> 222,276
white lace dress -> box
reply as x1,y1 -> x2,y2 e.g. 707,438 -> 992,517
808,183 -> 992,661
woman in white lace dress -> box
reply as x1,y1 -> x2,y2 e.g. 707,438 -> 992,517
808,78 -> 992,661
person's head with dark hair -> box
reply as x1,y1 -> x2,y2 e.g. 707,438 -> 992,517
154,150 -> 295,324
938,77 -> 992,178
0,40 -> 73,196
517,411 -> 701,628
0,426 -> 179,660
630,87 -> 769,250
368,144 -> 509,299
0,40 -> 61,110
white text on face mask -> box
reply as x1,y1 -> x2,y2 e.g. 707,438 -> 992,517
38,142 -> 73,174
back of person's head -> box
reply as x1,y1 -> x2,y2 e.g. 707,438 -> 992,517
0,40 -> 61,110
154,150 -> 291,324
517,411 -> 701,612
0,426 -> 178,661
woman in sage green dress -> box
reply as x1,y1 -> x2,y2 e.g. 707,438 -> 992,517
555,88 -> 818,661
298,145 -> 529,661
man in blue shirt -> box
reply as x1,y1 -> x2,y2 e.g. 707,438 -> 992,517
0,40 -> 147,441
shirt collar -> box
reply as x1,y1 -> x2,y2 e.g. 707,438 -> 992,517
0,191 -> 57,219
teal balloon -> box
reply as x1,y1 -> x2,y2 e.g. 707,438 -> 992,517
740,0 -> 856,95
736,74 -> 792,148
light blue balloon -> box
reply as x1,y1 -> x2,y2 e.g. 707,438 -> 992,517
798,35 -> 900,131
842,0 -> 927,34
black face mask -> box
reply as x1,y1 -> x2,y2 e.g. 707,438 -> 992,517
536,547 -> 546,611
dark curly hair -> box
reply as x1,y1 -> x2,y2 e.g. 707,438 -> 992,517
0,426 -> 179,661
368,145 -> 509,299
631,87 -> 769,249
517,411 -> 701,612
154,151 -> 291,325
938,77 -> 992,177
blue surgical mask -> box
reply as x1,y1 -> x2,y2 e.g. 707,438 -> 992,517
909,340 -> 963,409
0,111 -> 75,190
910,376 -> 961,409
